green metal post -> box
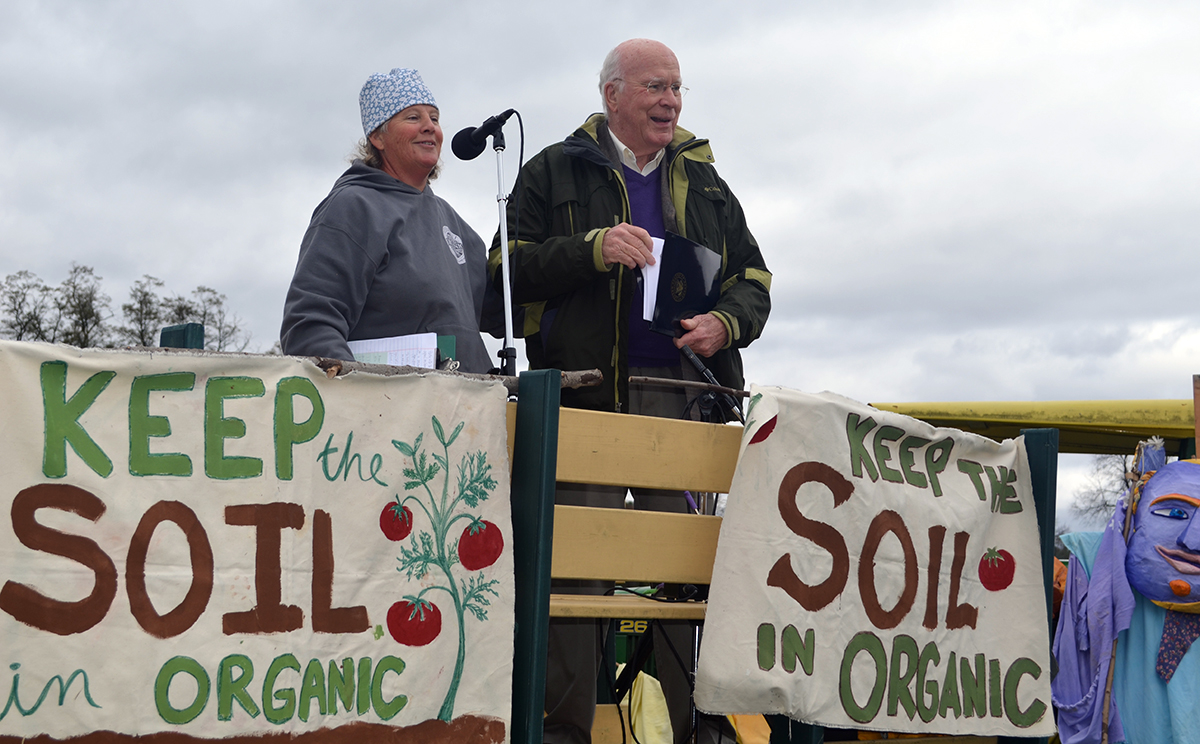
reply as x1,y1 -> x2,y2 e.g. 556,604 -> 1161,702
509,370 -> 561,744
1021,428 -> 1059,642
766,715 -> 823,743
159,322 -> 204,349
996,427 -> 1058,744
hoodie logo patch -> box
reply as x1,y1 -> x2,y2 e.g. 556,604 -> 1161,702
443,226 -> 466,265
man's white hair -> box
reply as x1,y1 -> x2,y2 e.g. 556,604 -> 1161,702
598,45 -> 625,116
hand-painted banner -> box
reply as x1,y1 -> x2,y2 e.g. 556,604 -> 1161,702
695,386 -> 1053,738
0,341 -> 512,743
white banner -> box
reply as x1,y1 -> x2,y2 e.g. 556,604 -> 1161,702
0,341 -> 512,743
695,386 -> 1053,738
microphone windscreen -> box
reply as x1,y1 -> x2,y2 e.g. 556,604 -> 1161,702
451,127 -> 487,160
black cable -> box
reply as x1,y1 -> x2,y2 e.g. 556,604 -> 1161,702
597,619 -> 629,744
600,617 -> 651,744
609,584 -> 700,604
649,619 -> 698,742
651,619 -> 694,696
511,112 -> 524,278
683,391 -> 730,424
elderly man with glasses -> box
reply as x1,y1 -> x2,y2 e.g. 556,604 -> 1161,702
491,38 -> 772,744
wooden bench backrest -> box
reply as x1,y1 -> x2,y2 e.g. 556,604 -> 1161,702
544,405 -> 739,585
506,401 -> 739,587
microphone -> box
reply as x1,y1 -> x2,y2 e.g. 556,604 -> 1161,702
451,109 -> 515,160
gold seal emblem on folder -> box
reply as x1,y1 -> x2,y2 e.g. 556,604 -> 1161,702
671,273 -> 687,302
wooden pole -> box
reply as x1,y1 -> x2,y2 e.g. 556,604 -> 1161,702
1193,374 -> 1200,445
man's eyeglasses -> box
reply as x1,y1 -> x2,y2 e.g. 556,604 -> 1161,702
618,79 -> 688,98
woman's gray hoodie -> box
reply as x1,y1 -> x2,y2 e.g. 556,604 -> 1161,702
281,162 -> 493,373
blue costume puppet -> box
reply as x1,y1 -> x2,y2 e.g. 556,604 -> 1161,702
1053,443 -> 1200,744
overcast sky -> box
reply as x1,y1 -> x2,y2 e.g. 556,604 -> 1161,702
3,0 -> 1198,520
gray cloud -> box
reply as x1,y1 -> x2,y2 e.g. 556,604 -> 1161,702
3,0 -> 1199,514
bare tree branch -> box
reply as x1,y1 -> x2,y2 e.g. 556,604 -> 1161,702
1,270 -> 57,341
116,275 -> 165,347
1073,453 -> 1131,525
56,264 -> 111,348
1,267 -> 252,352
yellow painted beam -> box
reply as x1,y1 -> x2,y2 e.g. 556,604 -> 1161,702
551,505 -> 721,584
871,399 -> 1195,455
1193,375 -> 1200,442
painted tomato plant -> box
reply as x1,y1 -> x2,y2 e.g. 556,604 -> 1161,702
978,547 -> 1016,591
386,416 -> 500,722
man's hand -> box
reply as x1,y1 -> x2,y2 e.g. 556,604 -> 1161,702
601,224 -> 655,270
675,313 -> 727,357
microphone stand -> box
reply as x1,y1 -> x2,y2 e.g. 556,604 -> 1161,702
489,128 -> 517,377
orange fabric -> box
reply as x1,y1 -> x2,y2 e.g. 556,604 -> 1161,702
726,714 -> 771,744
1053,556 -> 1068,618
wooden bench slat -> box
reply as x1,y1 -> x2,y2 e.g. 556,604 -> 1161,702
551,505 -> 722,584
507,404 -> 742,494
555,407 -> 742,492
549,593 -> 707,619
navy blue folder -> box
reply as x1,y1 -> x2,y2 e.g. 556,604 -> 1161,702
650,231 -> 722,337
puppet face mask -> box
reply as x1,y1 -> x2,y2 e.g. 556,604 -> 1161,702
1126,460 -> 1200,612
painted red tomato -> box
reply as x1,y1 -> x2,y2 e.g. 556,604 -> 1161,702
749,415 -> 778,444
380,501 -> 413,541
978,547 -> 1016,591
387,599 -> 441,646
458,519 -> 504,570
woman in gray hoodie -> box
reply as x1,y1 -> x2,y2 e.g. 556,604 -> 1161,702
281,67 -> 494,373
